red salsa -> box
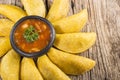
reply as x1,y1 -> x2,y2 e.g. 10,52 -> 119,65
14,19 -> 51,53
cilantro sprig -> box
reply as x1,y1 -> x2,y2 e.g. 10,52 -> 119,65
23,25 -> 39,42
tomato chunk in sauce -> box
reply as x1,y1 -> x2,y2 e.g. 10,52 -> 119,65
14,19 -> 51,53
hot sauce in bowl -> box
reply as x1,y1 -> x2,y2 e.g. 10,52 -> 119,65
10,16 -> 55,57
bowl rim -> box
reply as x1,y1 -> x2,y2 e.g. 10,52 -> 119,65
10,16 -> 55,58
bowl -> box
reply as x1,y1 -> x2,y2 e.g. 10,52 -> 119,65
10,16 -> 55,58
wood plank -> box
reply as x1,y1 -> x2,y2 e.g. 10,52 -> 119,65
0,0 -> 119,80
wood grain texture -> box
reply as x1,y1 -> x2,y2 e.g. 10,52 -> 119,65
0,0 -> 120,80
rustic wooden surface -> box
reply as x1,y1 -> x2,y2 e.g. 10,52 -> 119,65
0,0 -> 120,80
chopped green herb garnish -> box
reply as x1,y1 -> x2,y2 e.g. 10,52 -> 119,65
23,25 -> 39,42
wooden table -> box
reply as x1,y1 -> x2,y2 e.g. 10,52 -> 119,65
0,0 -> 120,80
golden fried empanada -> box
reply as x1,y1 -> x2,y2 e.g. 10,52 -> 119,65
53,9 -> 88,33
46,0 -> 69,22
21,0 -> 46,17
0,38 -> 11,57
0,4 -> 27,22
1,49 -> 21,80
37,55 -> 71,80
47,48 -> 95,75
54,32 -> 96,53
0,19 -> 14,37
21,58 -> 43,80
